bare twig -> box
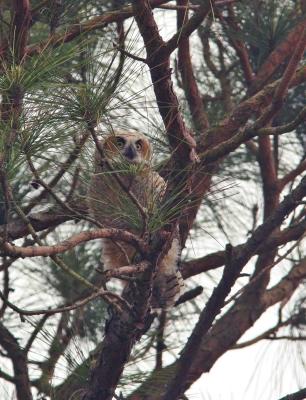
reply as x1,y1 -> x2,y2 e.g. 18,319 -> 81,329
0,286 -> 130,317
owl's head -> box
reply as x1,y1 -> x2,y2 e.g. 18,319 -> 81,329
102,131 -> 152,165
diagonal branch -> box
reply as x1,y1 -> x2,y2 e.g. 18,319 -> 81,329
223,5 -> 254,86
249,19 -> 306,95
164,0 -> 212,56
278,388 -> 306,400
161,174 -> 306,399
254,27 -> 306,128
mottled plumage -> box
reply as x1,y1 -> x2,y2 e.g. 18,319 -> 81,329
88,131 -> 184,308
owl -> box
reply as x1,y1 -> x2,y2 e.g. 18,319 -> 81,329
88,130 -> 184,309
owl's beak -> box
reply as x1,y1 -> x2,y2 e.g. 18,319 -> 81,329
123,145 -> 137,161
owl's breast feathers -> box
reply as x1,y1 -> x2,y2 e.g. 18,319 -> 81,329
88,167 -> 165,232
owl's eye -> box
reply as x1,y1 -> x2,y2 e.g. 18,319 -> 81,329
135,140 -> 142,151
115,137 -> 125,149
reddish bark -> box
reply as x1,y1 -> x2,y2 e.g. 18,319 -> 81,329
224,5 -> 254,86
132,0 -> 199,167
177,0 -> 209,132
250,19 -> 306,94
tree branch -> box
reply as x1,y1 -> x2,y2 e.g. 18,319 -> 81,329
177,0 -> 209,132
26,0 -> 171,56
278,388 -> 306,400
2,228 -> 147,258
0,322 -> 32,400
249,19 -> 306,95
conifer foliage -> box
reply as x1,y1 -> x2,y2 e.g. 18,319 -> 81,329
0,1 -> 305,399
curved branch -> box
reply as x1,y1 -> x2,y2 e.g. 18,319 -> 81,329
2,228 -> 148,258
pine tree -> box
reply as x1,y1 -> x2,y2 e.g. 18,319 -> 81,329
0,1 -> 305,399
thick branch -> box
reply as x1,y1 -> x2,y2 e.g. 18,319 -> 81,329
130,255 -> 306,400
278,388 -> 306,400
0,322 -> 32,400
132,0 -> 198,167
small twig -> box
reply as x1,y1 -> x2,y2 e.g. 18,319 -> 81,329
232,319 -> 290,349
114,44 -> 147,63
65,166 -> 81,202
25,132 -> 89,214
279,159 -> 306,191
174,285 -> 203,306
